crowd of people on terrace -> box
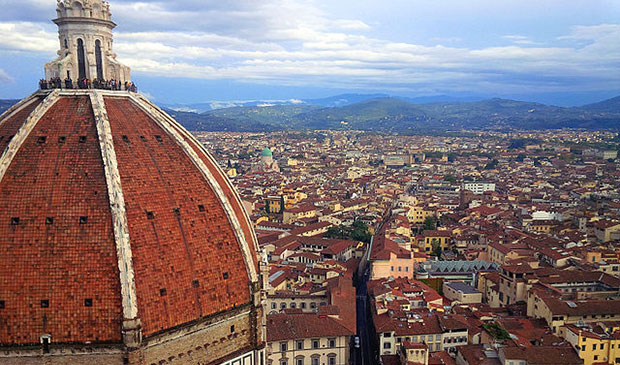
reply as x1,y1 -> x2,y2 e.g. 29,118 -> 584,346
39,77 -> 137,92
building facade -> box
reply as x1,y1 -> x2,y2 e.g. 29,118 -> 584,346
266,313 -> 354,365
462,182 -> 496,195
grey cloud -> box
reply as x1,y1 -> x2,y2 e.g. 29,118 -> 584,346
0,0 -> 618,96
0,0 -> 55,22
111,0 -> 326,41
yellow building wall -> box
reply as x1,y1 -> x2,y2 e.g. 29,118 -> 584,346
409,206 -> 434,224
421,236 -> 449,253
576,334 -> 620,365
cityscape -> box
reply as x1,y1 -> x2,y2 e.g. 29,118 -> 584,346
0,1 -> 619,365
196,129 -> 620,365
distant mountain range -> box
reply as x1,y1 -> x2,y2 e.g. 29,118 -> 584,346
1,94 -> 618,132
164,95 -> 620,132
0,99 -> 19,115
159,93 -> 483,113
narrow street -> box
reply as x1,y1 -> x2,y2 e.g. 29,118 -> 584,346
354,268 -> 375,365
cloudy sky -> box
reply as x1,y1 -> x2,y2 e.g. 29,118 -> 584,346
0,0 -> 619,105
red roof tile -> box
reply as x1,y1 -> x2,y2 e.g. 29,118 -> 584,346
266,312 -> 354,341
0,97 -> 121,344
0,94 -> 258,345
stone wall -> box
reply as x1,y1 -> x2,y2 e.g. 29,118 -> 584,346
1,305 -> 263,365
139,307 -> 254,364
0,345 -> 126,365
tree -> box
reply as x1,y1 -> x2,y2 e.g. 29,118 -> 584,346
325,221 -> 371,243
315,133 -> 327,143
325,225 -> 347,240
482,323 -> 511,340
484,159 -> 499,170
351,221 -> 372,243
431,238 -> 442,257
422,217 -> 437,231
443,174 -> 457,184
351,228 -> 372,243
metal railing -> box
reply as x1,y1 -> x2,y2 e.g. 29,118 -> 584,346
39,78 -> 137,92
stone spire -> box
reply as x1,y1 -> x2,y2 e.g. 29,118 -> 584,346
45,0 -> 130,83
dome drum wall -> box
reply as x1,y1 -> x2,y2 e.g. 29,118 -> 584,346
0,305 -> 263,365
129,303 -> 264,365
0,89 -> 264,364
0,346 -> 126,364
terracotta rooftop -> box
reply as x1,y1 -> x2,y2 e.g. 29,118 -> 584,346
0,91 -> 259,345
500,345 -> 581,364
538,295 -> 620,317
266,312 -> 354,342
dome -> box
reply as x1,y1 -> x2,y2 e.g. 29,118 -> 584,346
0,90 -> 264,364
261,147 -> 273,157
1,0 -> 265,363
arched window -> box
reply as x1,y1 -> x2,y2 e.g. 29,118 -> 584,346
327,354 -> 337,365
64,39 -> 68,49
71,1 -> 83,17
95,40 -> 103,80
77,38 -> 86,79
92,3 -> 101,17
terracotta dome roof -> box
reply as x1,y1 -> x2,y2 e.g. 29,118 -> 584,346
0,89 -> 259,345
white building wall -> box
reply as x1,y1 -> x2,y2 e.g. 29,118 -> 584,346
462,182 -> 495,195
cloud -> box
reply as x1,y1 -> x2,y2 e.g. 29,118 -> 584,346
0,0 -> 618,96
332,19 -> 371,31
559,24 -> 620,41
171,106 -> 198,113
0,22 -> 57,53
502,35 -> 539,45
0,68 -> 13,84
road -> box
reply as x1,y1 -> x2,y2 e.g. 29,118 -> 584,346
353,267 -> 375,365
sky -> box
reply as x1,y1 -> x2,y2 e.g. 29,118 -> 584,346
0,0 -> 619,106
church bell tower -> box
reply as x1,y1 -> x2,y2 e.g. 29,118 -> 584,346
44,0 -> 130,82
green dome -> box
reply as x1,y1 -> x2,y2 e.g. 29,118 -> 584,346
261,147 -> 273,157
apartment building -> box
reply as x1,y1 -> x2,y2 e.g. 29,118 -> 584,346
267,312 -> 354,365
